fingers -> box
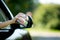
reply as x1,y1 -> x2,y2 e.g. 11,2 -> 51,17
15,12 -> 32,18
18,17 -> 24,25
26,12 -> 32,17
15,12 -> 28,21
15,12 -> 24,18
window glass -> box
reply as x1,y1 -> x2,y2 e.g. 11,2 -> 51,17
0,8 -> 11,29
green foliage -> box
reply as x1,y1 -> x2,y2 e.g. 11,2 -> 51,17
4,0 -> 35,16
33,4 -> 60,30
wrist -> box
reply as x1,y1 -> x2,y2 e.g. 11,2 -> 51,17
11,18 -> 18,24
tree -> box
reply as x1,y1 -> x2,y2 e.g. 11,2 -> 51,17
4,0 -> 35,16
33,4 -> 60,30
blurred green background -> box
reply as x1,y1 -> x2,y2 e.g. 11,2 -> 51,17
4,0 -> 36,16
4,0 -> 60,30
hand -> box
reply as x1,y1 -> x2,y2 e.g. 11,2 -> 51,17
11,18 -> 18,24
15,12 -> 32,25
15,13 -> 27,25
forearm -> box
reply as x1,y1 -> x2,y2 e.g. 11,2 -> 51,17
0,20 -> 14,28
0,18 -> 18,28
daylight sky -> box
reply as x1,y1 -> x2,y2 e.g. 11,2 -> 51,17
38,0 -> 60,4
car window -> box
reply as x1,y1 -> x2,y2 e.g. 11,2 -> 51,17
0,8 -> 11,29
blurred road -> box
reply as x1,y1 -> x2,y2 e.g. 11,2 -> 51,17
29,30 -> 60,40
32,37 -> 60,40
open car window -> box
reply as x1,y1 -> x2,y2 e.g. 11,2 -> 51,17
0,8 -> 11,29
0,8 -> 7,21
